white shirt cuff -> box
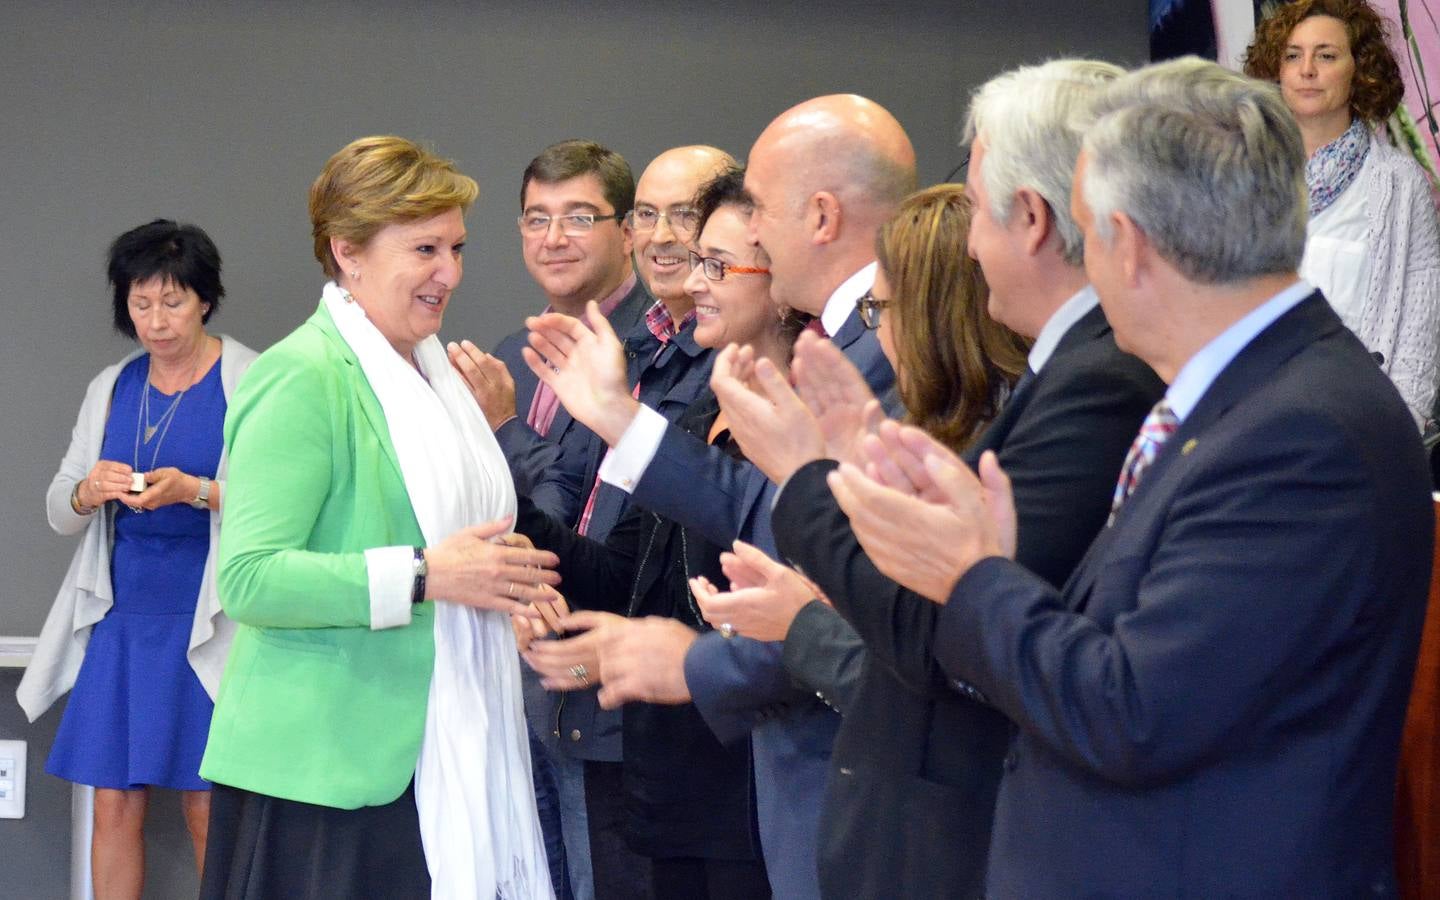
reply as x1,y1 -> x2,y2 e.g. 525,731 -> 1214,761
598,404 -> 668,494
365,545 -> 415,630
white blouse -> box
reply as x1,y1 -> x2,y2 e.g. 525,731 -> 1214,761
1299,153 -> 1372,327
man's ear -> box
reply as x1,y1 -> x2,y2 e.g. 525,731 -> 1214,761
620,218 -> 634,256
1110,211 -> 1148,287
809,191 -> 842,246
1013,187 -> 1054,258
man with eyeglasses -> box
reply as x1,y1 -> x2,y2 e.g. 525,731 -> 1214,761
463,143 -> 735,900
451,139 -> 652,900
531,96 -> 910,900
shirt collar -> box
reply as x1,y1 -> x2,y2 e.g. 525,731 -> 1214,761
822,262 -> 878,337
1165,279 -> 1312,422
1027,285 -> 1100,374
643,298 -> 697,345
541,271 -> 637,317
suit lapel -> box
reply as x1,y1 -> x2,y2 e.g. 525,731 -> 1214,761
965,305 -> 1111,467
1064,293 -> 1342,611
309,303 -> 407,490
511,356 -> 540,422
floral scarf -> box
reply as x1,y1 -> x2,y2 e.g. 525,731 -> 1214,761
1306,118 -> 1371,216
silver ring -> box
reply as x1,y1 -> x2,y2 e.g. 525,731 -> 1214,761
569,664 -> 589,686
719,623 -> 737,639
93,480 -> 99,489
507,581 -> 517,597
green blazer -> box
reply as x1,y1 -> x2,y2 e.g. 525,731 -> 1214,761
200,302 -> 434,809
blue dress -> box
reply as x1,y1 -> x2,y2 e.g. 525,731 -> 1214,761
47,355 -> 225,791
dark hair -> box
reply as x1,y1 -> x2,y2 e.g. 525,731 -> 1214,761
691,164 -> 750,236
875,184 -> 1029,452
521,140 -> 635,219
108,219 -> 225,339
1243,0 -> 1404,123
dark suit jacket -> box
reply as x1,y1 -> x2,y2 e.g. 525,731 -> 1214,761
934,293 -> 1433,896
773,304 -> 1163,898
492,278 -> 651,526
629,308 -> 895,900
514,390 -> 763,865
492,280 -> 652,760
550,312 -> 713,763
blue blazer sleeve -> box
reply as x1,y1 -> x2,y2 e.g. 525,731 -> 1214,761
684,629 -> 816,745
628,423 -> 776,550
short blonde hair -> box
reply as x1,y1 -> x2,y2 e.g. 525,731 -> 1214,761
309,135 -> 479,279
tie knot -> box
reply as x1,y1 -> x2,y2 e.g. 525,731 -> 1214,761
1110,398 -> 1180,521
1139,400 -> 1179,445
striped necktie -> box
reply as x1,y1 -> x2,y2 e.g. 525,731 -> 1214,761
1109,399 -> 1178,522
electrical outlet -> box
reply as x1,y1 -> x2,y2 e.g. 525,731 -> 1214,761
0,739 -> 26,818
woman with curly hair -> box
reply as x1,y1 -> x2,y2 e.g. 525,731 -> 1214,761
1245,0 -> 1440,426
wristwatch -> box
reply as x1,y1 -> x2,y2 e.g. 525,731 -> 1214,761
411,547 -> 428,604
189,476 -> 211,510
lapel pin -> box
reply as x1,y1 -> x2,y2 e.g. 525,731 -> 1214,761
1181,438 -> 1198,455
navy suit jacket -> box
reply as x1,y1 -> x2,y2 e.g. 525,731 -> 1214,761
492,280 -> 661,760
935,293 -> 1432,896
627,307 -> 896,900
543,311 -> 713,763
772,304 -> 1163,898
492,278 -> 651,526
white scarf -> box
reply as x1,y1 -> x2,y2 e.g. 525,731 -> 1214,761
323,283 -> 552,900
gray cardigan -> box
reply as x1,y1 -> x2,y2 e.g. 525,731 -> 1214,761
1336,138 -> 1440,426
17,335 -> 258,721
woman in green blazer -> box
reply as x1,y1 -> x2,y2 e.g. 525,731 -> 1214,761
199,136 -> 561,900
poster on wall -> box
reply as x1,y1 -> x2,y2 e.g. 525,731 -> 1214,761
1149,0 -> 1264,68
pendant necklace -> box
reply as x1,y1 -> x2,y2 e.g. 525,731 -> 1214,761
132,346 -> 203,479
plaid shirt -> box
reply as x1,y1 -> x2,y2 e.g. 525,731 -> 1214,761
576,299 -> 697,536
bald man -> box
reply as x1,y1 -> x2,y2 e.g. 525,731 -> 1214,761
553,97 -> 911,900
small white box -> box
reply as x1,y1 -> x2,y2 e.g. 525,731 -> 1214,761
0,740 -> 26,818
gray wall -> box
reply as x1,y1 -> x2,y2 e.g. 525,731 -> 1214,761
1,1 -> 1145,896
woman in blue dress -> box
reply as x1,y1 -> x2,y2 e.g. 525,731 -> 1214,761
17,219 -> 257,899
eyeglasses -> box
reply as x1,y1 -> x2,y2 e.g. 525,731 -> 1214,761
627,206 -> 700,239
688,251 -> 769,282
856,289 -> 892,330
517,212 -> 624,236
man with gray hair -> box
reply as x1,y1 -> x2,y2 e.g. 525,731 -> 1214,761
826,57 -> 1432,895
699,58 -> 1164,898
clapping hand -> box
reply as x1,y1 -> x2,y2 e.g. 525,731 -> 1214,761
709,342 -> 825,485
522,301 -> 638,446
555,614 -> 699,710
511,585 -> 570,653
792,331 -> 888,469
447,340 -> 517,431
689,540 -> 823,642
521,608 -> 625,692
827,422 -> 1017,604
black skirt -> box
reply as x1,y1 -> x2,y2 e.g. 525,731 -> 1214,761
200,780 -> 431,899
